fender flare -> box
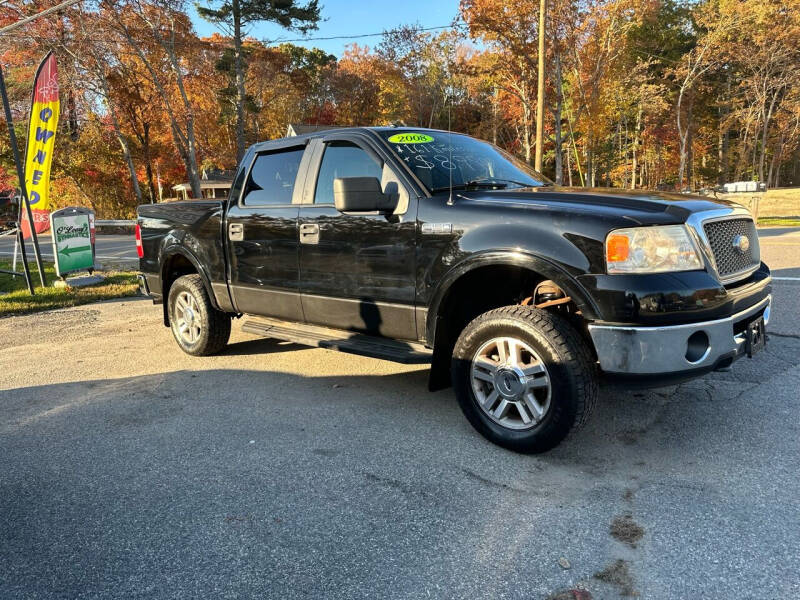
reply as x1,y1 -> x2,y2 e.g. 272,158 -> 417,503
159,245 -> 221,324
425,250 -> 600,344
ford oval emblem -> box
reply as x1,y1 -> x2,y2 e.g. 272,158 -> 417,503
733,234 -> 750,254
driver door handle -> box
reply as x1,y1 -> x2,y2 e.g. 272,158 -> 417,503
228,223 -> 244,241
299,223 -> 320,245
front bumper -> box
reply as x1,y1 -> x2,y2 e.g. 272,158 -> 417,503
588,295 -> 771,376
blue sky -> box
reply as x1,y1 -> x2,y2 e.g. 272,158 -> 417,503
190,0 -> 462,57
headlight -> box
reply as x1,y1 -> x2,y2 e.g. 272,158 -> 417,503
605,225 -> 703,274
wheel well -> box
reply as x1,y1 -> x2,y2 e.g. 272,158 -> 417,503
436,265 -> 540,343
427,265 -> 594,391
161,254 -> 199,326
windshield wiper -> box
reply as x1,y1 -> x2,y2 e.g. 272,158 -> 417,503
468,177 -> 544,188
430,180 -> 509,193
431,178 -> 547,193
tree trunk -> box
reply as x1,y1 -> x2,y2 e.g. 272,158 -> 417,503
640,159 -> 645,189
565,106 -> 583,186
676,81 -> 689,188
534,0 -> 547,172
162,41 -> 202,198
566,137 -> 573,186
768,131 -> 784,188
758,89 -> 780,182
553,54 -> 563,184
67,88 -> 79,141
97,70 -> 141,203
631,103 -> 641,189
735,120 -> 751,181
111,114 -> 142,203
615,118 -> 622,187
718,119 -> 729,186
522,82 -> 533,164
686,98 -> 694,190
142,122 -> 157,203
718,77 -> 730,186
492,86 -> 498,146
233,0 -> 247,164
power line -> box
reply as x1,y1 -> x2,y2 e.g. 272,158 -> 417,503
0,21 -> 453,49
261,24 -> 451,45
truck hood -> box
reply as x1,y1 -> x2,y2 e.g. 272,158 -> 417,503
458,186 -> 739,222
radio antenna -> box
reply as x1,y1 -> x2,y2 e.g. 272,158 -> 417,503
446,44 -> 454,206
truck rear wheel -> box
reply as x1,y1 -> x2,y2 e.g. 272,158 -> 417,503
168,274 -> 231,356
451,305 -> 597,453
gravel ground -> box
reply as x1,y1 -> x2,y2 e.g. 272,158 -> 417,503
1,235 -> 798,600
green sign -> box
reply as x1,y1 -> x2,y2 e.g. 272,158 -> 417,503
50,208 -> 95,277
387,133 -> 435,144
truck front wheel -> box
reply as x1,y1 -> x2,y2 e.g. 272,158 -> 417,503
167,274 -> 231,356
451,305 -> 597,453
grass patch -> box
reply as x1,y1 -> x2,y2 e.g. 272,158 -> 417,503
763,187 -> 800,203
0,259 -> 140,317
758,216 -> 800,227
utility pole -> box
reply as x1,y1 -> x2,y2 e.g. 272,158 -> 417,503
535,0 -> 547,172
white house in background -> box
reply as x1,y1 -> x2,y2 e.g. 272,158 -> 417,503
722,181 -> 767,193
171,168 -> 235,201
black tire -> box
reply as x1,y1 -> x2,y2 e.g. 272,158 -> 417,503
167,274 -> 231,356
451,305 -> 597,453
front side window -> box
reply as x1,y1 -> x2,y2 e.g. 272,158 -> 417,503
378,130 -> 551,193
314,142 -> 383,204
242,147 -> 305,206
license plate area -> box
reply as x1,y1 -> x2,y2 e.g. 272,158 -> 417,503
745,316 -> 766,358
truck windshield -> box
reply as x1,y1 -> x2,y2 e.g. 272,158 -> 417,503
378,130 -> 551,194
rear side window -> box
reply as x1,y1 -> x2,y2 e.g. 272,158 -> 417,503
242,147 -> 305,206
314,142 -> 383,204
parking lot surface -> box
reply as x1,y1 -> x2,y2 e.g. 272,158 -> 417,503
1,230 -> 799,599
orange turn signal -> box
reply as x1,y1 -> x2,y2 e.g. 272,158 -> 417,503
606,234 -> 629,263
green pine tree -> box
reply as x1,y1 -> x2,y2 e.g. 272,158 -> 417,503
197,0 -> 321,162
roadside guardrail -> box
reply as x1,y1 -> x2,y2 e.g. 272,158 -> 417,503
96,220 -> 135,227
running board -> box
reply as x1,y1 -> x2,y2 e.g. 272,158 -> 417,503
241,317 -> 433,364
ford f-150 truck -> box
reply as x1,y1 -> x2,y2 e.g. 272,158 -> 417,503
137,127 -> 771,453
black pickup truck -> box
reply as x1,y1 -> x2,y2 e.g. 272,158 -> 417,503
137,127 -> 771,453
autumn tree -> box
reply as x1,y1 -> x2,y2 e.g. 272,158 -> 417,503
715,0 -> 800,185
461,0 -> 543,163
103,0 -> 206,198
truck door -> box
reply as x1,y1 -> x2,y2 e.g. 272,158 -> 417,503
225,143 -> 310,320
298,135 -> 418,340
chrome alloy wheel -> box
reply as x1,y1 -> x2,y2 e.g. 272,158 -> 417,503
174,291 -> 203,344
470,337 -> 552,430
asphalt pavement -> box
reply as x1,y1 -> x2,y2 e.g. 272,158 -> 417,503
0,233 -> 138,267
1,228 -> 799,599
758,227 -> 800,279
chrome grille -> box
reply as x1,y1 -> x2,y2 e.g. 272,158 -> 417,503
702,218 -> 760,281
